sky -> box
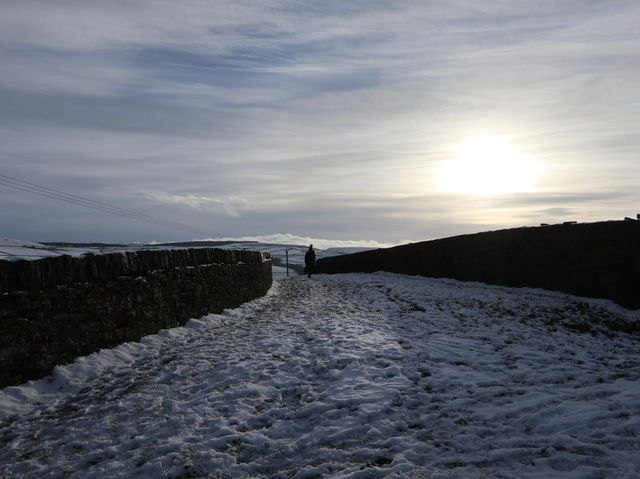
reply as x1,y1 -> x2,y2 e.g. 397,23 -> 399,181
1,1 -> 639,246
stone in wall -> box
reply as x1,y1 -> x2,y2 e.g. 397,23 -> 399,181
316,220 -> 640,310
0,248 -> 272,388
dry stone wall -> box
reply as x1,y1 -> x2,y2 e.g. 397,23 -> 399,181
316,220 -> 640,310
0,248 -> 272,388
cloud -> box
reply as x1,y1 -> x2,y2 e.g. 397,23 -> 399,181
138,190 -> 251,217
1,1 -> 640,243
484,191 -> 633,207
210,232 -> 395,250
535,207 -> 576,218
0,87 -> 229,136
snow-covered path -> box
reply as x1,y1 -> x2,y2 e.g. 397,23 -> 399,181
1,273 -> 640,478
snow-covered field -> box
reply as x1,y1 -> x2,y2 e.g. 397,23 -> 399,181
0,238 -> 67,260
0,238 -> 365,278
1,272 -> 639,478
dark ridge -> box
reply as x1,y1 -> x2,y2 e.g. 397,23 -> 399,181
42,242 -> 129,248
150,240 -> 258,247
40,240 -> 258,248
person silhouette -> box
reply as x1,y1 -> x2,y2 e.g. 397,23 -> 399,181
304,244 -> 316,278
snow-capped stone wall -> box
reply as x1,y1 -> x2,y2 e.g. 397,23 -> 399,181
0,248 -> 272,388
316,220 -> 640,310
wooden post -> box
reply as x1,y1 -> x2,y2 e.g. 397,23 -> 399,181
286,250 -> 289,277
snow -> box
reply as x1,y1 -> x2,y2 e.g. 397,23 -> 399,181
0,239 -> 361,277
220,243 -> 369,270
0,238 -> 136,261
208,233 -> 393,251
0,238 -> 66,260
1,272 -> 640,478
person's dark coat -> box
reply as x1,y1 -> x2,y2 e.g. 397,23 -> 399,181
304,245 -> 316,277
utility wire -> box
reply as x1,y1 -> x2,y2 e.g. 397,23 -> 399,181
0,176 -> 218,237
0,176 -> 210,234
0,173 -> 221,237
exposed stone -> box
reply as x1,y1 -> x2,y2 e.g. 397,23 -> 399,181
0,248 -> 272,388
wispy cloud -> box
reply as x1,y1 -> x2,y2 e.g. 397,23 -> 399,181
1,1 -> 639,243
138,190 -> 252,218
211,233 -> 395,250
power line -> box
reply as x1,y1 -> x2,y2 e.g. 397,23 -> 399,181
0,173 -> 221,237
0,174 -> 219,236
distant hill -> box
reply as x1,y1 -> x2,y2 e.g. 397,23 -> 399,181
41,240 -> 258,248
145,240 -> 258,247
42,242 -> 130,248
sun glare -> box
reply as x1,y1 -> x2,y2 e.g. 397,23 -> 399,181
439,137 -> 538,195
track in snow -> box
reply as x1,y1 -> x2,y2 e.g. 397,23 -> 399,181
1,274 -> 640,478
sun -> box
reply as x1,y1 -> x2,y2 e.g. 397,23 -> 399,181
438,137 -> 537,195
